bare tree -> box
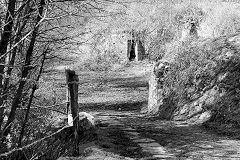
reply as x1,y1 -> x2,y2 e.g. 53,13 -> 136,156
0,0 -> 126,157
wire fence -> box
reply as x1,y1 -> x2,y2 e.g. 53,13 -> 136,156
0,69 -> 88,159
0,101 -> 71,159
0,114 -> 81,160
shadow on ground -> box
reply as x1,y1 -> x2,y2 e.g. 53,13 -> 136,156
79,101 -> 147,112
97,125 -> 152,159
70,62 -> 240,159
94,111 -> 240,160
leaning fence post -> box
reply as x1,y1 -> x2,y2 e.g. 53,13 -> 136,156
65,69 -> 79,156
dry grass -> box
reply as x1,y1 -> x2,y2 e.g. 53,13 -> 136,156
39,60 -> 152,114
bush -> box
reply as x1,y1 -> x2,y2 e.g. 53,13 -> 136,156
174,4 -> 205,27
160,33 -> 240,124
146,27 -> 175,61
145,4 -> 206,61
163,38 -> 220,102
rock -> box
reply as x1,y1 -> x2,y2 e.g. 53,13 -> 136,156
65,112 -> 96,142
79,112 -> 95,125
78,112 -> 95,131
68,112 -> 95,129
174,84 -> 223,123
199,111 -> 211,121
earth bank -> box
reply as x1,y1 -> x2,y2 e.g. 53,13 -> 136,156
148,33 -> 240,131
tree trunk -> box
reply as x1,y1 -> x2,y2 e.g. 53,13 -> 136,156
2,0 -> 45,140
0,5 -> 31,130
0,0 -> 17,136
0,0 -> 17,88
18,52 -> 46,148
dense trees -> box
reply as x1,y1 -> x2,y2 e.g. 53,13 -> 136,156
0,0 -> 126,157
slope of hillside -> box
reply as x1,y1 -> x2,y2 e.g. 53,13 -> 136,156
151,33 -> 240,132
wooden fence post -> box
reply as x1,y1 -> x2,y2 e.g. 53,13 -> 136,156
65,69 -> 79,156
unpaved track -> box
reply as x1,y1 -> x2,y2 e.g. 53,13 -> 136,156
77,62 -> 240,160
93,111 -> 240,160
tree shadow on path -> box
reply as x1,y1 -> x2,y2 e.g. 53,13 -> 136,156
95,110 -> 240,160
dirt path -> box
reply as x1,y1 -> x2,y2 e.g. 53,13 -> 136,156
62,61 -> 240,160
92,110 -> 240,160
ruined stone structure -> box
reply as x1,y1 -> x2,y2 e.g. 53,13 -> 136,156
107,30 -> 146,62
127,39 -> 145,61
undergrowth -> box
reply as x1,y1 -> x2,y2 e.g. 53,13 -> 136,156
162,33 -> 240,125
163,39 -> 215,102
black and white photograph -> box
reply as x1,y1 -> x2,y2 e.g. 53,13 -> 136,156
1,0 -> 240,159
